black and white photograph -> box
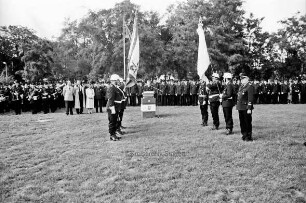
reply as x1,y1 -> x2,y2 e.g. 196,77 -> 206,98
0,0 -> 306,202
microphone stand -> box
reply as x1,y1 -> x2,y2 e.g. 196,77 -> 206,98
151,86 -> 162,118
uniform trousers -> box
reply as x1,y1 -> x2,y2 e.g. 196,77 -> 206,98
210,101 -> 220,127
108,109 -> 118,136
200,104 -> 208,124
238,110 -> 252,139
223,107 -> 233,130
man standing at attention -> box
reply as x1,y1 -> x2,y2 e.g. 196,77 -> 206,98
221,72 -> 235,135
236,72 -> 254,142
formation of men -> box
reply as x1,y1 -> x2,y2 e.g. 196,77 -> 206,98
0,80 -> 109,115
124,77 -> 306,107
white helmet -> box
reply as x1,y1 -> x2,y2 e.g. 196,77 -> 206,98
223,72 -> 232,79
212,72 -> 219,79
110,74 -> 120,81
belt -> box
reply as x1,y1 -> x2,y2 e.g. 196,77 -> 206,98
114,101 -> 122,103
199,95 -> 206,97
209,94 -> 219,99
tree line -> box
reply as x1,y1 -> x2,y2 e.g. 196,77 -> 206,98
0,0 -> 305,83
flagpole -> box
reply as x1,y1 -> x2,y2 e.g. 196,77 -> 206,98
123,15 -> 126,81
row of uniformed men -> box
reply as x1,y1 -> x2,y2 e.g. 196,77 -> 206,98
198,72 -> 254,142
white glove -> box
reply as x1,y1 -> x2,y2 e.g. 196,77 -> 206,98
110,106 -> 115,114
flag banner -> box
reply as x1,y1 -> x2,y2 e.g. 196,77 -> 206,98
126,13 -> 139,88
123,19 -> 132,40
197,20 -> 210,83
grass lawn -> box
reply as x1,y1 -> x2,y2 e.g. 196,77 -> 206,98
1,104 -> 306,202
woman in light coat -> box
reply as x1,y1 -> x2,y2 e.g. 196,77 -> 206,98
85,83 -> 95,114
74,80 -> 85,114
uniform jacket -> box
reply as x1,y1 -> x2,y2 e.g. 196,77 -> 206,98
236,83 -> 254,111
280,84 -> 289,94
175,84 -> 182,95
191,83 -> 198,95
198,84 -> 208,105
169,84 -> 176,95
106,84 -> 122,112
221,83 -> 234,107
207,82 -> 222,103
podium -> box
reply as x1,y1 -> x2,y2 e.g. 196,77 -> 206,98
141,91 -> 156,118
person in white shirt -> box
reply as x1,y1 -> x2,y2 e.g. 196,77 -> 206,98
62,80 -> 74,115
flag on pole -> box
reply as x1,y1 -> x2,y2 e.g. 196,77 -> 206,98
123,19 -> 132,41
126,13 -> 139,88
197,18 -> 210,83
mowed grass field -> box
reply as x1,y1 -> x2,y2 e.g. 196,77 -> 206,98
1,104 -> 306,203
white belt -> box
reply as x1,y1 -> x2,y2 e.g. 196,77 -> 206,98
209,94 -> 219,98
199,95 -> 206,97
114,101 -> 122,103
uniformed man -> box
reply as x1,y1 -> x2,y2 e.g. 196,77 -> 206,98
0,83 -> 5,113
175,80 -> 182,106
221,73 -> 235,135
29,85 -> 40,114
106,74 -> 122,141
41,83 -> 50,114
291,78 -> 300,104
116,77 -> 127,136
11,81 -> 24,115
168,79 -> 176,106
236,72 -> 254,141
198,80 -> 209,126
207,73 -> 223,130
271,79 -> 280,104
301,77 -> 306,104
137,80 -> 143,106
280,80 -> 290,104
191,80 -> 198,106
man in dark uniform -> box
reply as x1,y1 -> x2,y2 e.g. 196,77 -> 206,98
116,77 -> 127,136
198,80 -> 209,126
221,73 -> 235,135
300,77 -> 306,104
137,80 -> 143,106
183,79 -> 190,106
175,80 -> 182,106
0,83 -> 5,113
271,79 -> 280,104
130,83 -> 138,106
106,74 -> 122,141
191,80 -> 198,106
236,72 -> 254,141
207,73 -> 223,130
11,81 -> 24,115
280,80 -> 290,104
49,84 -> 57,113
168,79 -> 176,106
253,80 -> 259,104
291,78 -> 300,104
266,79 -> 273,104
29,85 -> 40,114
41,83 -> 51,114
160,80 -> 168,106
94,82 -> 104,113
232,78 -> 239,104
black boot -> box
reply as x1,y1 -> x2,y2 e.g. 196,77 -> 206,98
245,132 -> 253,142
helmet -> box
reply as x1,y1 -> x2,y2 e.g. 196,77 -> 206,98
212,73 -> 219,79
110,74 -> 120,81
223,72 -> 232,79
